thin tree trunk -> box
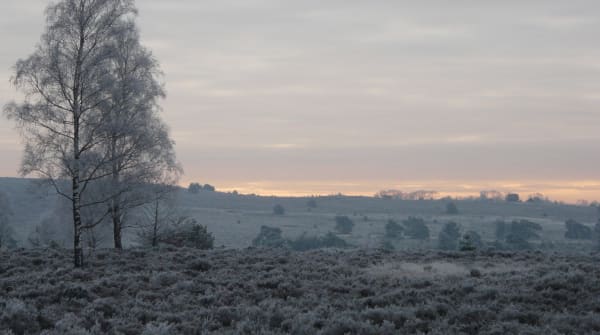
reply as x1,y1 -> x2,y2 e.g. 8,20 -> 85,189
152,200 -> 159,247
109,123 -> 124,249
72,20 -> 84,267
72,116 -> 83,267
112,207 -> 123,249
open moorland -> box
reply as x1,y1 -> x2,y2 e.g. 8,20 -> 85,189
1,248 -> 599,335
3,178 -> 599,253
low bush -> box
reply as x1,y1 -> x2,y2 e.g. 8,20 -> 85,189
334,216 -> 354,234
273,204 -> 285,216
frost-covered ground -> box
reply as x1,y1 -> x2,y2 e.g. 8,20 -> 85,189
1,248 -> 599,334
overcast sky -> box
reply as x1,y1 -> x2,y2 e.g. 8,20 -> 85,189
1,1 -> 600,202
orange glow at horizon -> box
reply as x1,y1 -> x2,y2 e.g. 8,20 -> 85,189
179,179 -> 600,204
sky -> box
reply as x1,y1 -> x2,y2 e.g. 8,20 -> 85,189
1,1 -> 600,202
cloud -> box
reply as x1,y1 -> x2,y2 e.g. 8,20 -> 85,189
2,1 -> 600,201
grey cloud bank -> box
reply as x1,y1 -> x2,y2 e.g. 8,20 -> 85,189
1,1 -> 600,201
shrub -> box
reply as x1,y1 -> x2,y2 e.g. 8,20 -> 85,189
188,183 -> 215,193
564,219 -> 592,240
445,202 -> 459,215
506,193 -> 520,202
188,182 -> 202,194
402,217 -> 429,240
438,222 -> 460,250
253,226 -> 286,248
495,220 -> 507,240
162,219 -> 214,249
273,204 -> 285,216
334,216 -> 354,234
385,220 -> 403,239
460,231 -> 483,251
494,219 -> 542,250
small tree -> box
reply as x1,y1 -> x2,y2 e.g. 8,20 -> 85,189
273,204 -> 285,216
385,219 -> 404,239
402,216 -> 429,240
445,202 -> 459,215
5,0 -> 141,267
504,220 -> 542,250
495,220 -> 507,241
203,184 -> 216,192
506,193 -> 520,202
509,220 -> 542,240
438,222 -> 461,250
461,231 -> 483,250
252,226 -> 286,248
334,216 -> 354,234
188,183 -> 202,194
564,219 -> 592,240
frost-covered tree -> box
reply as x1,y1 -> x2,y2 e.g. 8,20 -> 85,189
273,204 -> 285,216
438,222 -> 460,250
504,220 -> 542,250
4,0 -> 137,267
385,219 -> 404,239
402,216 -> 429,240
96,19 -> 180,250
188,182 -> 202,194
445,202 -> 459,215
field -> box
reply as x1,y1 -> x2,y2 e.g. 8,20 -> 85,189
2,177 -> 599,252
1,248 -> 599,334
177,188 -> 598,252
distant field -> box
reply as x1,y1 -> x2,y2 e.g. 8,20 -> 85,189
2,177 -> 599,250
177,188 -> 598,251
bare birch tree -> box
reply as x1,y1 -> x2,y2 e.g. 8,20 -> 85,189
4,0 -> 136,267
97,20 -> 181,249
